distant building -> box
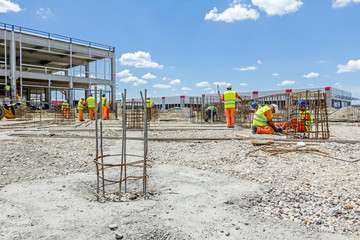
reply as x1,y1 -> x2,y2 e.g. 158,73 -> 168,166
142,87 -> 355,110
0,22 -> 116,106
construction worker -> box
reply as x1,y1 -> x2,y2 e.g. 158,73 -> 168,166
146,98 -> 153,108
77,97 -> 85,121
61,100 -> 70,119
222,84 -> 243,128
276,100 -> 313,132
5,85 -> 10,98
297,100 -> 313,132
86,93 -> 95,120
205,105 -> 217,122
101,93 -> 109,120
252,104 -> 283,134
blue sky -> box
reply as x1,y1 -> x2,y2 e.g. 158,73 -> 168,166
1,0 -> 360,101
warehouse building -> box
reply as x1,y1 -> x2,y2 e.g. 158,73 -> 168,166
145,87 -> 355,110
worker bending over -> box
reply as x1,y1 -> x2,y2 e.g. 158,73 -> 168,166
205,106 -> 217,122
77,97 -> 85,121
86,94 -> 95,120
222,84 -> 243,128
252,104 -> 283,134
62,100 -> 70,119
277,100 -> 313,132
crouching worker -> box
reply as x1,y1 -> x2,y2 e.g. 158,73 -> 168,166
276,100 -> 313,132
252,104 -> 283,134
205,106 -> 217,122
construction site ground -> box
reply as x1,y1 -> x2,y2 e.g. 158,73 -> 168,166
0,118 -> 359,239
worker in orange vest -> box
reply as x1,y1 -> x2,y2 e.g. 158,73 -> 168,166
222,84 -> 243,128
77,97 -> 85,121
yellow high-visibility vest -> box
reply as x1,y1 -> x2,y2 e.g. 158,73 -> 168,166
87,97 -> 95,108
5,85 -> 10,91
299,110 -> 313,131
146,99 -> 153,107
224,91 -> 236,109
77,100 -> 85,110
252,105 -> 272,127
61,102 -> 69,110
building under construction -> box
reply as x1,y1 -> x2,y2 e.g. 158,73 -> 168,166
0,22 -> 116,106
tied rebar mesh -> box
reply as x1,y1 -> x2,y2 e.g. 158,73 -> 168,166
286,91 -> 330,139
93,88 -> 150,202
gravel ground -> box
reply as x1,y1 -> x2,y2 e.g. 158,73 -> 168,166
0,120 -> 359,239
148,123 -> 360,236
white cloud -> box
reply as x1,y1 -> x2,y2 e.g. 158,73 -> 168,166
153,84 -> 171,89
235,66 -> 257,71
334,82 -> 343,88
205,1 -> 259,23
75,73 -> 95,78
257,60 -> 262,64
213,81 -> 229,86
277,80 -> 295,86
252,0 -> 303,16
119,76 -> 147,86
272,73 -> 279,76
337,59 -> 360,73
36,7 -> 52,19
142,73 -> 157,79
308,84 -> 314,87
209,89 -> 217,94
170,79 -> 181,85
116,69 -> 132,78
332,0 -> 360,8
162,77 -> 167,80
240,83 -> 248,86
119,51 -> 164,69
181,87 -> 192,91
195,81 -> 211,87
0,0 -> 21,13
303,72 -> 319,79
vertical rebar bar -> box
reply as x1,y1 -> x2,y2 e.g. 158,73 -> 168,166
94,86 -> 99,200
99,89 -> 105,197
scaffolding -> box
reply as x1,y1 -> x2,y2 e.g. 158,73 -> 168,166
93,88 -> 150,202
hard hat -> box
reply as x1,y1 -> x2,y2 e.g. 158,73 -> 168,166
63,100 -> 67,103
251,102 -> 258,108
297,100 -> 306,106
89,93 -> 93,96
226,84 -> 232,89
102,93 -> 105,97
270,104 -> 278,113
81,97 -> 84,100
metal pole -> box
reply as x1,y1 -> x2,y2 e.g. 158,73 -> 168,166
119,92 -> 125,201
99,89 -> 105,197
20,31 -> 23,99
4,27 -> 7,86
94,86 -> 100,200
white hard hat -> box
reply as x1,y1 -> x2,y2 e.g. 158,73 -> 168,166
63,100 -> 67,103
270,104 -> 278,113
81,97 -> 84,99
226,84 -> 232,89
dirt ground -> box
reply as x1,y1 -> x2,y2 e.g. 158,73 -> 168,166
0,119 -> 359,239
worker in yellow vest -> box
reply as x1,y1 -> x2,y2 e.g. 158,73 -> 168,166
252,104 -> 282,134
77,97 -> 85,121
61,100 -> 70,119
101,94 -> 109,120
5,85 -> 10,98
276,100 -> 313,132
86,93 -> 95,120
146,98 -> 153,108
222,84 -> 243,128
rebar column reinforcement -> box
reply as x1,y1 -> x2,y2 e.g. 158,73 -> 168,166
93,88 -> 150,202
